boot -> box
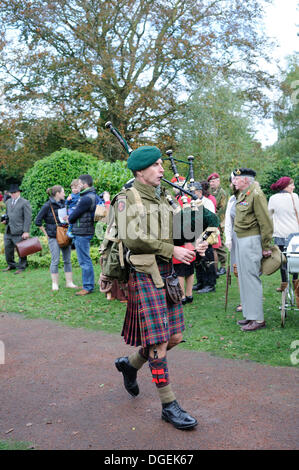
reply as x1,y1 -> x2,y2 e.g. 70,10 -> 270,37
161,400 -> 198,430
65,272 -> 78,288
51,273 -> 59,291
115,357 -> 139,397
276,282 -> 288,292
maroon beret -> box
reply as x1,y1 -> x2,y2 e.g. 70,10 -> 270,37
207,173 -> 220,182
270,177 -> 292,191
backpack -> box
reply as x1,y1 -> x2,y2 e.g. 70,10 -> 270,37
99,187 -> 143,285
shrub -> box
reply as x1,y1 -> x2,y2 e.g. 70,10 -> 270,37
21,148 -> 132,236
259,157 -> 299,200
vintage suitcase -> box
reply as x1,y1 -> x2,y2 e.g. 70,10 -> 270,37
16,237 -> 42,257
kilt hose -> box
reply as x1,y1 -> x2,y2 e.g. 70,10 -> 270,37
121,262 -> 185,348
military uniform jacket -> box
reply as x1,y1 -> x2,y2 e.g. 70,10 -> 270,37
234,183 -> 273,250
212,186 -> 227,227
115,179 -> 174,261
5,197 -> 32,236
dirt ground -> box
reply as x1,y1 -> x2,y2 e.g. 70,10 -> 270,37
0,313 -> 298,450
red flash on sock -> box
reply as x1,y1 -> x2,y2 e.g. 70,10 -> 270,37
151,369 -> 167,384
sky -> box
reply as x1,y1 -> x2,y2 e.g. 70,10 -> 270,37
255,0 -> 299,147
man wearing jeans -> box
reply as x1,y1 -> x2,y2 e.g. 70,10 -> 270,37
68,174 -> 96,295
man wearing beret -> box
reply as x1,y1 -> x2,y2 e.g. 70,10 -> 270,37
114,145 -> 207,430
207,173 -> 227,276
2,184 -> 32,274
233,168 -> 273,331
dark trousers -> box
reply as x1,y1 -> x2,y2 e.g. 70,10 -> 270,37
4,233 -> 27,270
195,246 -> 216,287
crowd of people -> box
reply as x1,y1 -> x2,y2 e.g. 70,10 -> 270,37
1,155 -> 299,431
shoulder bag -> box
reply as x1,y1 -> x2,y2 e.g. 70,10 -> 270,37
50,204 -> 71,248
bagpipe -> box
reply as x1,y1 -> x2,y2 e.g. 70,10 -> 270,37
105,121 -> 219,245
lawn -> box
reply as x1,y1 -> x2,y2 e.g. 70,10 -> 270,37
0,440 -> 34,450
0,264 -> 298,367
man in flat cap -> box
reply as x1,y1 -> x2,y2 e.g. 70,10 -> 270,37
233,168 -> 273,331
114,145 -> 207,430
2,184 -> 32,274
207,172 -> 227,276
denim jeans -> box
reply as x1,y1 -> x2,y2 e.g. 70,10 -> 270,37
74,235 -> 94,291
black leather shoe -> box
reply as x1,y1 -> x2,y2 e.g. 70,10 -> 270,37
162,400 -> 198,430
115,357 -> 139,397
196,285 -> 215,293
2,267 -> 15,272
186,296 -> 193,303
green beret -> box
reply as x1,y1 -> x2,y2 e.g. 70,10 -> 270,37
127,146 -> 162,171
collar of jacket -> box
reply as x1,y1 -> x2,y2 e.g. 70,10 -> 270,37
49,197 -> 65,207
80,186 -> 96,196
238,183 -> 254,201
133,179 -> 165,200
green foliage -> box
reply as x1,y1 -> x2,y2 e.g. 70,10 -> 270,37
21,148 -> 99,235
271,56 -> 299,165
20,148 -> 132,236
176,75 -> 265,180
259,157 -> 299,200
93,160 -> 132,199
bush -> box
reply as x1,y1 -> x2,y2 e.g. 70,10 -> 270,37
259,157 -> 299,200
21,148 -> 132,236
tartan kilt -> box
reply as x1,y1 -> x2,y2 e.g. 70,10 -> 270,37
121,262 -> 185,347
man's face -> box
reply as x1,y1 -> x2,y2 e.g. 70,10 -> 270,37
11,191 -> 20,200
137,159 -> 164,187
234,176 -> 250,191
209,177 -> 220,190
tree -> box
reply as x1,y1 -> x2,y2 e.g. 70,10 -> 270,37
270,55 -> 299,164
173,75 -> 265,181
0,0 -> 275,160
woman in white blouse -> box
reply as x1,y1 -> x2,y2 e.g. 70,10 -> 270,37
268,176 -> 299,291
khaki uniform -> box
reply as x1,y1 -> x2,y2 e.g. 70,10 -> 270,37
234,183 -> 273,322
115,179 -> 174,261
234,183 -> 273,250
211,186 -> 227,268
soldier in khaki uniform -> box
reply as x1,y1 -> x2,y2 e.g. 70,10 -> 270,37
114,145 -> 208,430
233,168 -> 273,331
208,173 -> 227,275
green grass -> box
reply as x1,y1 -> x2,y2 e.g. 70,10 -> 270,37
0,440 -> 34,450
0,264 -> 298,367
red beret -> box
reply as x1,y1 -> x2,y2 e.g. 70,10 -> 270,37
270,177 -> 292,191
207,173 -> 220,182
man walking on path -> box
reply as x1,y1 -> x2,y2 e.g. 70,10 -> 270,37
114,145 -> 208,430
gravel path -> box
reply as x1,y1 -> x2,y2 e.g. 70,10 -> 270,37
1,313 -> 298,450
